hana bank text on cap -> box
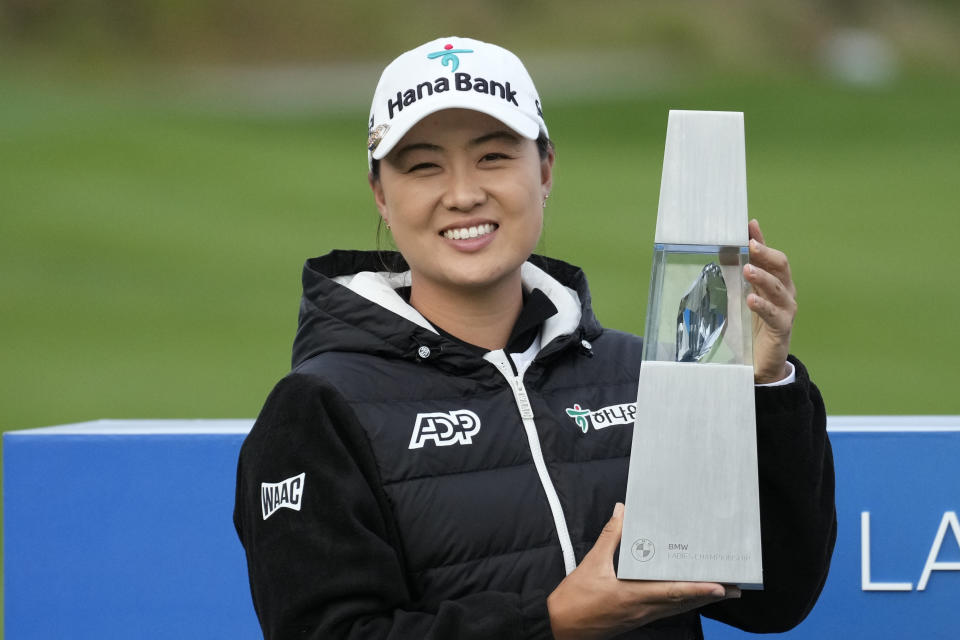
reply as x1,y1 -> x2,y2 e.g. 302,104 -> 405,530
367,37 -> 549,168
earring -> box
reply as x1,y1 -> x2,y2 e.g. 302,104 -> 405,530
542,193 -> 549,208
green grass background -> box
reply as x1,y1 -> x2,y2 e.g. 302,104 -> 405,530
2,59 -> 959,633
3,69 -> 958,432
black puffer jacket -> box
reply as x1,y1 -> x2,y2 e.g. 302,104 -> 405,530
234,250 -> 835,640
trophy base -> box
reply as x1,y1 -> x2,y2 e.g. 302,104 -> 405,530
617,361 -> 763,588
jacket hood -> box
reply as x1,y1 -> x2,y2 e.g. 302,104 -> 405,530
291,250 -> 603,372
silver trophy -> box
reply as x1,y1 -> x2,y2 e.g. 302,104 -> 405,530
618,111 -> 763,588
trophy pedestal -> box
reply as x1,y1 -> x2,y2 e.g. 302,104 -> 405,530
618,361 -> 762,588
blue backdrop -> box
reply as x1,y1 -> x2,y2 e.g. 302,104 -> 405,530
4,417 -> 959,639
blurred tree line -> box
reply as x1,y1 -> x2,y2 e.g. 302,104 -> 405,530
1,0 -> 957,73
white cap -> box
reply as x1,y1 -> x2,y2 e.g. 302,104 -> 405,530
367,37 -> 548,168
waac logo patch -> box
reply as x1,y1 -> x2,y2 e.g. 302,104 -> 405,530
261,473 -> 305,520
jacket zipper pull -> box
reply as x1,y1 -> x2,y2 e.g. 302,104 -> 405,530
512,378 -> 534,420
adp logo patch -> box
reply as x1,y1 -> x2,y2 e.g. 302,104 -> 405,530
409,409 -> 481,449
261,473 -> 305,520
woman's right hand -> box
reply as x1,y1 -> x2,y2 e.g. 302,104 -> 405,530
546,503 -> 741,640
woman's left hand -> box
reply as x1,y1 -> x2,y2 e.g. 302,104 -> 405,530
744,219 -> 797,384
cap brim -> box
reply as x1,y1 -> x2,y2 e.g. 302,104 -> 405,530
371,99 -> 541,161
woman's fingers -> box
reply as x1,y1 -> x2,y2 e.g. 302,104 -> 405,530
586,502 -> 625,566
746,220 -> 796,383
623,580 -> 731,605
748,218 -> 766,246
745,264 -> 797,330
748,292 -> 791,337
748,220 -> 792,289
613,580 -> 739,632
749,240 -> 795,295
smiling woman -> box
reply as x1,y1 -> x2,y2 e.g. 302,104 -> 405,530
371,109 -> 552,350
232,36 -> 836,640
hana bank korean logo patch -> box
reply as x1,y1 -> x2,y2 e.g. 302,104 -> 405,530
427,43 -> 474,72
565,402 -> 637,434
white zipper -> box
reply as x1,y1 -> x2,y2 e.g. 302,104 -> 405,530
484,350 -> 577,575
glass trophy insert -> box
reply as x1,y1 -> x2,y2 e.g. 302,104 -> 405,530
643,244 -> 752,368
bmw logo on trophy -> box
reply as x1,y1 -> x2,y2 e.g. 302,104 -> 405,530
618,111 -> 763,589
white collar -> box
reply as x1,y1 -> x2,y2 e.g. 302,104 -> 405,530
333,262 -> 583,352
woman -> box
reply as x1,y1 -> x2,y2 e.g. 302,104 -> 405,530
234,37 -> 835,640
